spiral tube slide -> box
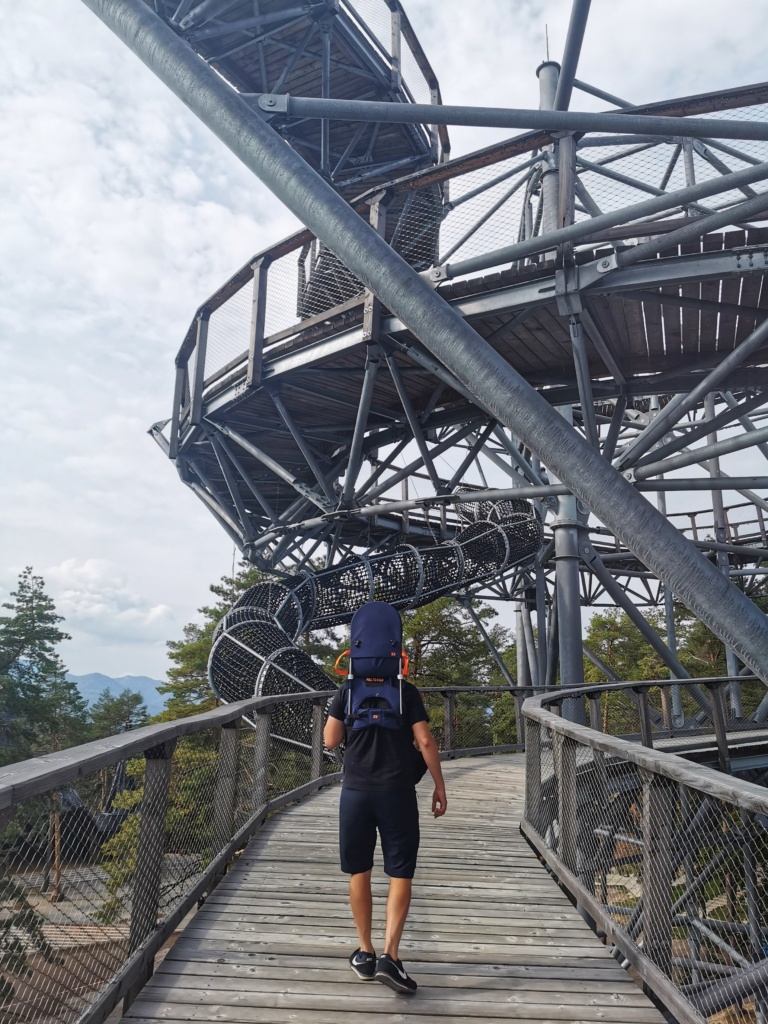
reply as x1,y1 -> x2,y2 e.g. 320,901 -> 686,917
208,499 -> 542,749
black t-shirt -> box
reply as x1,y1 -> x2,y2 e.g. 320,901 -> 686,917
328,681 -> 428,791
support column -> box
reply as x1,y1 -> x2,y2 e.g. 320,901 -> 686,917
656,486 -> 685,729
705,393 -> 743,716
252,708 -> 272,811
536,61 -> 560,242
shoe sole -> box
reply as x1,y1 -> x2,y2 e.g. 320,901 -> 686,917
350,965 -> 376,981
375,971 -> 417,994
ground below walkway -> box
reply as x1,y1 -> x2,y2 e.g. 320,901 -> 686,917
123,755 -> 666,1023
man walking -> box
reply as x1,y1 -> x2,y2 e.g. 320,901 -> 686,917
323,605 -> 447,995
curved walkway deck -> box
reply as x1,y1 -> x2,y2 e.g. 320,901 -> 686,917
123,756 -> 666,1024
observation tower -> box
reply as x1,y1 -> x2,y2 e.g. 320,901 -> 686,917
80,0 -> 768,730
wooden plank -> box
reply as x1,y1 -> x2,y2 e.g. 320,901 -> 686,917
122,757 -> 667,1024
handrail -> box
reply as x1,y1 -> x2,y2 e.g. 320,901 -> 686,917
0,690 -> 335,811
522,678 -> 768,1024
524,684 -> 768,817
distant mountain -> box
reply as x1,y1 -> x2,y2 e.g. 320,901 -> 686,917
67,673 -> 166,716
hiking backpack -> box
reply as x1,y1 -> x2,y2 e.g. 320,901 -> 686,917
337,602 -> 407,731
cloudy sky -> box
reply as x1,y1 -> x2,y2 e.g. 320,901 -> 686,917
2,0 -> 767,680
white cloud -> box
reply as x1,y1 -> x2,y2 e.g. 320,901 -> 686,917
44,558 -> 172,639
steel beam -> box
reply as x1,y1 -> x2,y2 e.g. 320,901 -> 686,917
635,422 -> 768,480
617,317 -> 768,469
553,0 -> 591,111
257,93 -> 768,143
83,0 -> 768,684
440,159 -> 768,280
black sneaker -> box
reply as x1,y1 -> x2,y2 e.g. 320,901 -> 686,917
348,948 -> 376,980
374,953 -> 417,994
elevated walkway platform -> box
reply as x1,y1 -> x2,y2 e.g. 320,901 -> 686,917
122,757 -> 665,1024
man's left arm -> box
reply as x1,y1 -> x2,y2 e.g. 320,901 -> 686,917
412,720 -> 447,818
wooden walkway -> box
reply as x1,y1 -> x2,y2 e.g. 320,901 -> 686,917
124,756 -> 666,1024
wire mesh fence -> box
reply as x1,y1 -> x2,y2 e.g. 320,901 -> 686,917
523,684 -> 768,1024
168,92 -> 768,436
0,694 -> 338,1024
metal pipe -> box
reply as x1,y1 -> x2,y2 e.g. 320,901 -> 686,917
705,395 -> 742,717
521,602 -> 540,689
572,78 -> 632,108
82,0 -> 768,685
442,158 -> 768,279
721,390 -> 768,463
635,421 -> 768,480
256,93 -> 768,143
553,0 -> 591,111
633,390 -> 768,469
342,346 -> 380,504
618,189 -> 768,268
569,316 -> 599,447
617,316 -> 768,470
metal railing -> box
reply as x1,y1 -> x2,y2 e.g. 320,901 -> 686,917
0,691 -> 339,1024
0,685 -> 522,1024
522,678 -> 768,1024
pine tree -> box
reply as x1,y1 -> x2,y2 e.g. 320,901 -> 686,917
89,688 -> 149,739
403,597 -> 511,749
0,567 -> 86,764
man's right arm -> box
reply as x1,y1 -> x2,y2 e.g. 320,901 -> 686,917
412,720 -> 447,818
323,690 -> 345,750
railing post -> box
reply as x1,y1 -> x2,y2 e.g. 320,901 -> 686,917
214,721 -> 239,851
635,687 -> 655,748
124,738 -> 176,1011
556,733 -> 578,873
641,770 -> 675,970
189,312 -> 209,426
524,718 -> 542,833
311,700 -> 324,781
247,255 -> 271,388
443,693 -> 455,752
252,707 -> 273,811
709,682 -> 732,774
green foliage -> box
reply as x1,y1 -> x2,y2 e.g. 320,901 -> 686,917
89,688 -> 149,739
0,567 -> 87,766
401,598 -> 514,750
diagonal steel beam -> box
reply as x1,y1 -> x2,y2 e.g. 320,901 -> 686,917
257,93 -> 768,143
211,433 -> 279,525
83,0 -> 768,684
208,432 -> 258,541
384,353 -> 441,492
635,423 -> 768,480
617,318 -> 768,469
268,388 -> 336,502
553,0 -> 591,111
341,345 -> 381,504
632,390 -> 768,469
447,421 -> 496,491
211,422 -> 332,511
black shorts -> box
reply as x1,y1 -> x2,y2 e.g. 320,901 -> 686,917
339,787 -> 420,879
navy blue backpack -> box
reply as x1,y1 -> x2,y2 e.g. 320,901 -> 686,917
343,602 -> 405,731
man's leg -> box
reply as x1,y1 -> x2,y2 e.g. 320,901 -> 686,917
349,869 -> 374,953
383,876 -> 412,959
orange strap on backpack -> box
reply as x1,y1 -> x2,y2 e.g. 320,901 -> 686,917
334,650 -> 350,676
334,649 -> 410,677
